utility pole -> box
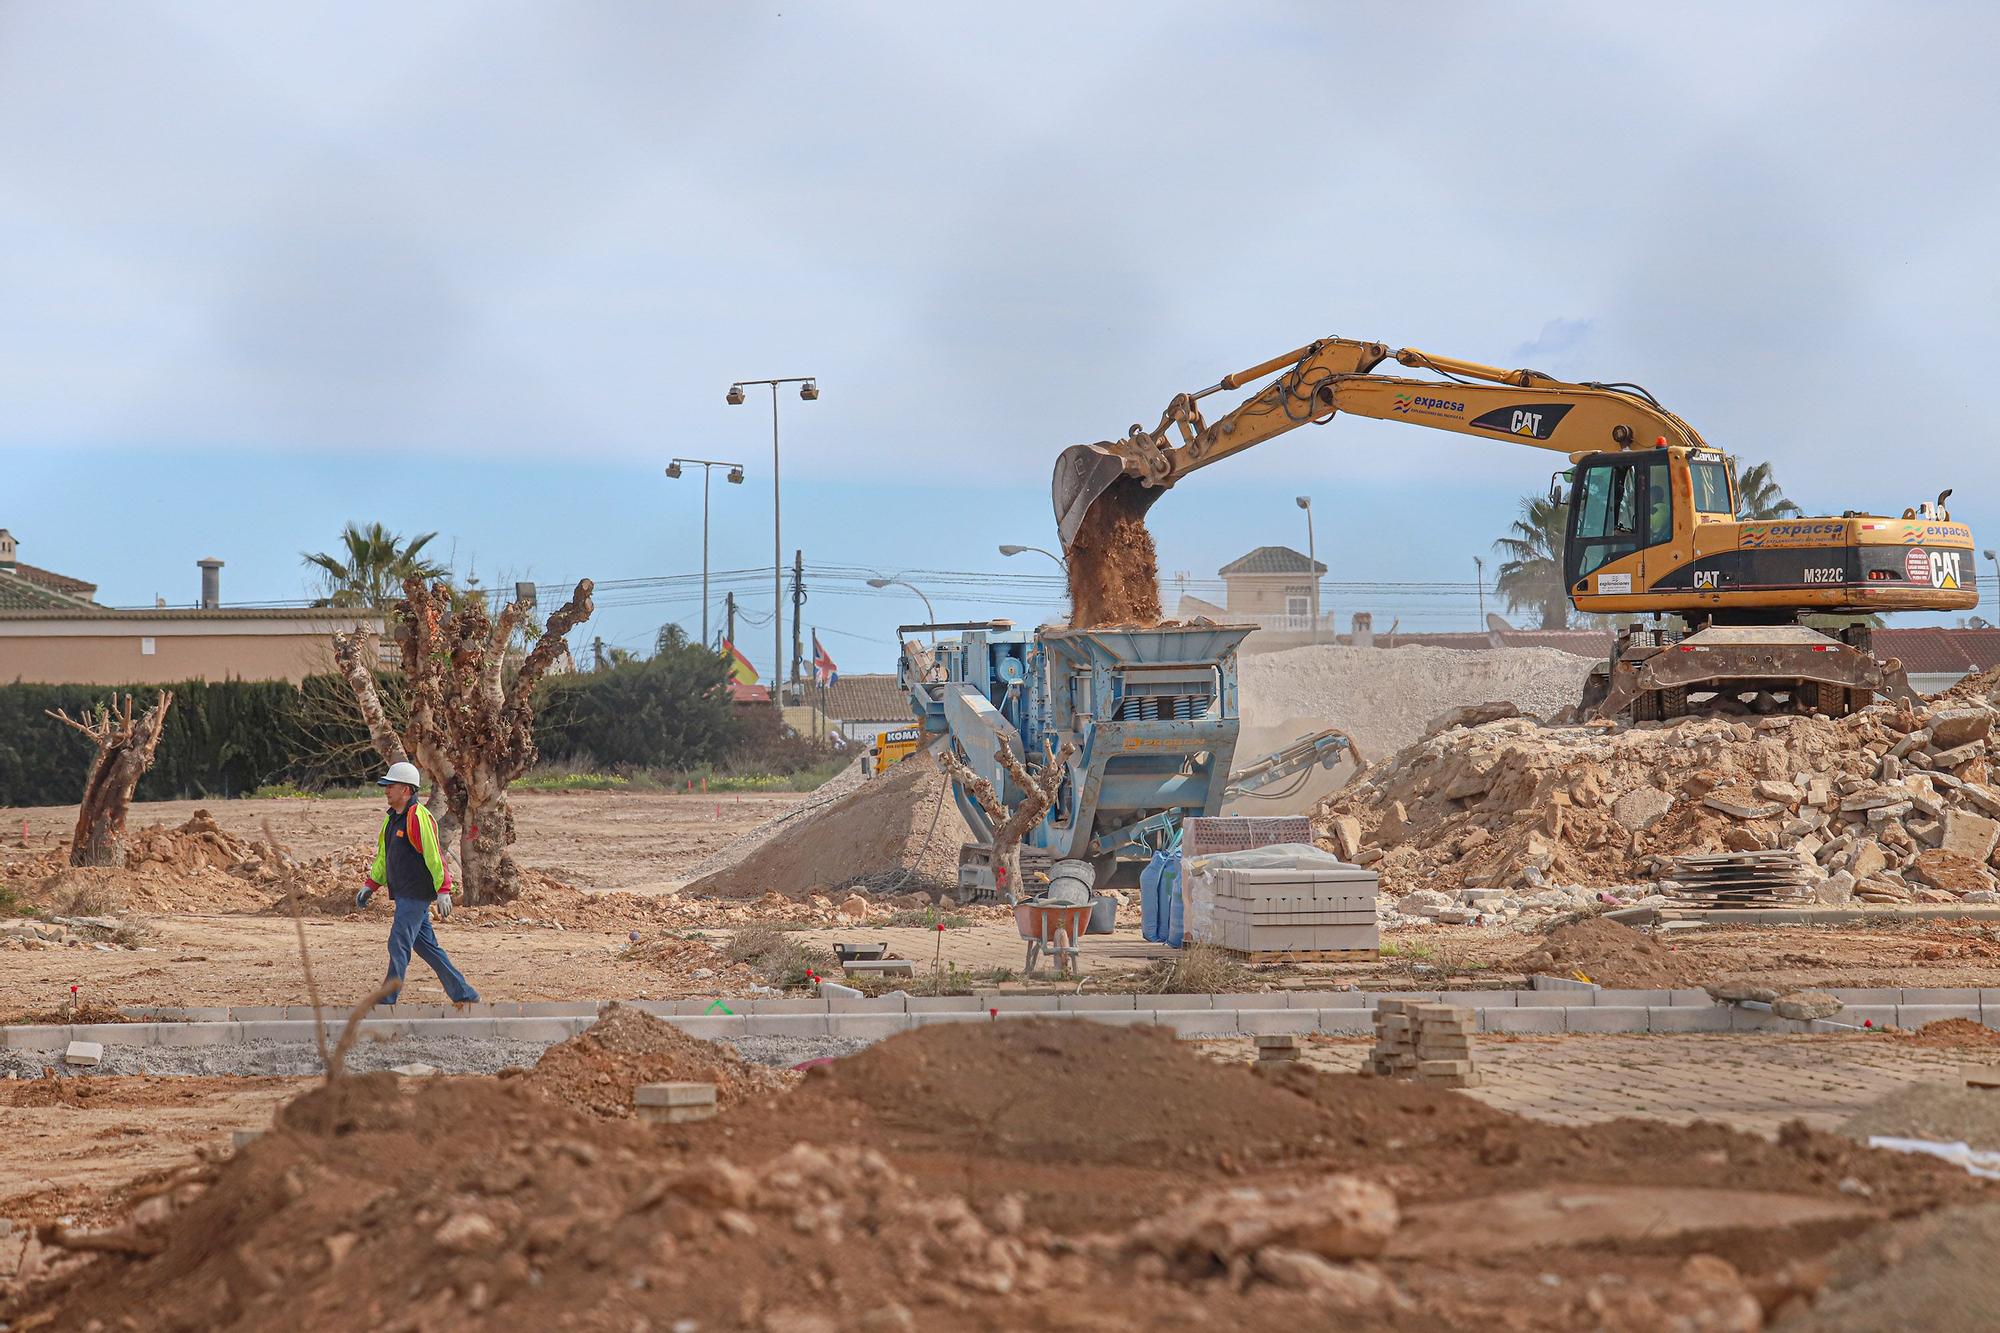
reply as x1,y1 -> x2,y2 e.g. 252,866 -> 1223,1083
592,636 -> 605,673
1473,556 -> 1487,627
790,548 -> 805,701
723,591 -> 736,653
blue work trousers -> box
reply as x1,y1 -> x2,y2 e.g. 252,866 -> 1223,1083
384,896 -> 478,1004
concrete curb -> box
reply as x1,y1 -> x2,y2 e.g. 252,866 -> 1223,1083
2,986 -> 1985,1053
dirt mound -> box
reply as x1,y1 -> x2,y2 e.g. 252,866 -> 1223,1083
1317,694 -> 2000,899
1901,1017 -> 2000,1050
1511,916 -> 1704,988
811,1019 -> 1332,1169
1785,1203 -> 2000,1330
526,1003 -> 791,1116
1066,483 -> 1162,628
674,757 -> 868,884
683,744 -> 970,900
1840,1080 -> 2000,1152
9,1022 -> 1992,1332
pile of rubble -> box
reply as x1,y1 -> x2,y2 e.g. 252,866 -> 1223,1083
1317,687 -> 2000,922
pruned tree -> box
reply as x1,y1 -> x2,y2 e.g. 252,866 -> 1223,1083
334,576 -> 593,905
943,735 -> 1076,901
46,692 -> 174,868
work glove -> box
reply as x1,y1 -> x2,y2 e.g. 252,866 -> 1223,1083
433,890 -> 453,921
355,883 -> 377,910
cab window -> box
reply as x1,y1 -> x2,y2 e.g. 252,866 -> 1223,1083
1569,460 -> 1641,578
1644,459 -> 1673,546
1689,460 -> 1733,514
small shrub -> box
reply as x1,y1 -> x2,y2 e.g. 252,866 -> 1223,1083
883,907 -> 973,930
0,883 -> 24,917
724,924 -> 833,989
56,878 -> 117,918
1142,942 -> 1250,995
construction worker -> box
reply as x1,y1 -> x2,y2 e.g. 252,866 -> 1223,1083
355,761 -> 479,1009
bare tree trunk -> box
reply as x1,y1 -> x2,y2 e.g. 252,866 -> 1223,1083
944,736 -> 1074,902
48,693 -> 174,868
329,629 -> 405,765
331,577 -> 593,906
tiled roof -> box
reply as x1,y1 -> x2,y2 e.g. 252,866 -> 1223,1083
1218,545 -> 1327,577
820,673 -> 911,722
14,562 -> 96,597
1876,628 -> 2000,676
0,569 -> 98,611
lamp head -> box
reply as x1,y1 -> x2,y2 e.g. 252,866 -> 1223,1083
799,380 -> 819,401
726,385 -> 746,405
998,544 -> 1026,556
664,461 -> 683,479
1295,495 -> 1310,509
865,577 -> 891,589
727,466 -> 745,484
1986,549 -> 1997,560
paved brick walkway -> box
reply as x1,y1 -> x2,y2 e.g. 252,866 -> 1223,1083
1280,1034 -> 1967,1135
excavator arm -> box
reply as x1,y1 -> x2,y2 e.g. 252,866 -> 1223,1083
1054,335 -> 1713,547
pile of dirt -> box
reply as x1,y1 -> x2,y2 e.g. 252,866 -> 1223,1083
683,744 -> 970,900
1316,693 -> 2000,899
7,1022 -> 1992,1332
673,757 -> 868,884
1510,916 -> 1705,988
1840,1081 -> 2000,1152
525,1003 -> 791,1117
1786,1203 -> 2000,1330
1066,483 -> 1162,628
1900,1017 -> 2000,1050
614,933 -> 754,988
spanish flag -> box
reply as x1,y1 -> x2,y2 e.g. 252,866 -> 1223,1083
721,639 -> 759,686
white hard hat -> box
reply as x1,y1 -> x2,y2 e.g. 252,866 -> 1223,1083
377,760 -> 424,789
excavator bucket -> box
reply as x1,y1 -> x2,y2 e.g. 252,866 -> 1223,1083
1053,442 -> 1165,550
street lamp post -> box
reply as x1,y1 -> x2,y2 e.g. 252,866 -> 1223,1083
728,375 -> 818,703
665,457 -> 746,649
1473,555 -> 1486,627
867,573 -> 937,647
1986,550 -> 2000,618
1295,496 -> 1318,641
998,543 -> 1067,573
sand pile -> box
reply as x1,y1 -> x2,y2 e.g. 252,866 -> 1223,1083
526,1003 -> 791,1117
1790,1204 -> 2000,1331
1316,693 -> 2000,899
683,744 -> 970,900
1510,917 -> 1704,988
674,756 -> 868,884
1066,481 -> 1162,628
8,1022 -> 1990,1331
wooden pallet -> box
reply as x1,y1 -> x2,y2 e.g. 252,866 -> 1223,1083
1219,947 -> 1380,964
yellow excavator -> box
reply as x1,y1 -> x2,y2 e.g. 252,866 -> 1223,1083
1053,336 -> 1979,721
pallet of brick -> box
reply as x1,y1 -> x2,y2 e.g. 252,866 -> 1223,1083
1205,864 -> 1381,960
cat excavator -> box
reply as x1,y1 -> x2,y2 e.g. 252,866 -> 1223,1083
1053,336 -> 1979,721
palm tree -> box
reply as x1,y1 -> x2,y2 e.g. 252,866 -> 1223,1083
1735,461 -> 1802,520
303,522 -> 448,608
1493,495 -> 1572,630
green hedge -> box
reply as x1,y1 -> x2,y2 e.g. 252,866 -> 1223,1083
0,676 -> 381,807
533,644 -> 741,770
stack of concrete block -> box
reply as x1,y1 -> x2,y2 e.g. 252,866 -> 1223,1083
635,1081 -> 717,1124
1255,1034 -> 1302,1065
1204,865 -> 1380,956
1369,1001 -> 1480,1088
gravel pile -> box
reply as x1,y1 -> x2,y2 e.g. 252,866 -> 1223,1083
677,757 -> 869,884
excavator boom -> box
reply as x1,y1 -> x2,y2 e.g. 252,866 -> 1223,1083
1054,336 -> 1707,547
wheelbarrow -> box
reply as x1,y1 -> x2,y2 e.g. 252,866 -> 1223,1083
1015,901 -> 1093,978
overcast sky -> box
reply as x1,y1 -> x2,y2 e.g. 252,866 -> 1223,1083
4,2 -> 1996,674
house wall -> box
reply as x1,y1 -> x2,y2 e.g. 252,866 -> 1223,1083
1224,574 -> 1315,615
0,619 -> 378,685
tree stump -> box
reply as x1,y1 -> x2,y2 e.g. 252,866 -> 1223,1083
47,693 -> 174,868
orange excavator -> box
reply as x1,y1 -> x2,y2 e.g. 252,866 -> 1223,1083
1054,335 -> 1979,720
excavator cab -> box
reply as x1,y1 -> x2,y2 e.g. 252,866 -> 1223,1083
1563,449 -> 1676,600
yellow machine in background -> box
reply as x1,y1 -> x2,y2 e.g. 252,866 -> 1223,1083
1054,335 -> 1978,720
863,725 -> 921,777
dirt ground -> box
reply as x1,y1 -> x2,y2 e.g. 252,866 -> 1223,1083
6,1017 -> 1994,1332
4,789 -> 803,896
